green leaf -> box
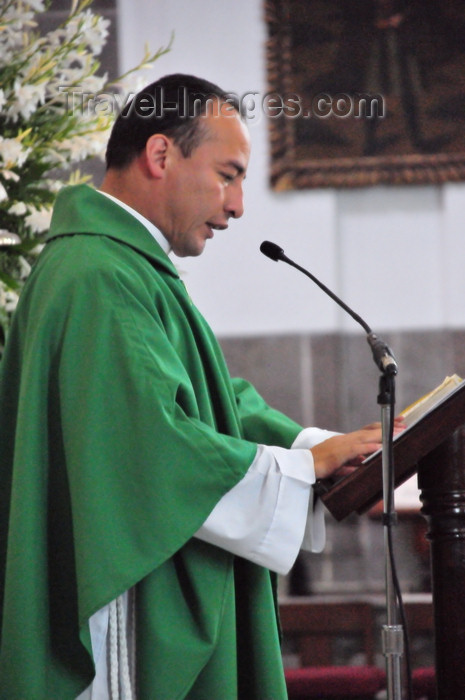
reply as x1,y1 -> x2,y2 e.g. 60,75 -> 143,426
0,270 -> 21,291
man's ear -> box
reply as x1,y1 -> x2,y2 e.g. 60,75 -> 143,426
145,134 -> 170,178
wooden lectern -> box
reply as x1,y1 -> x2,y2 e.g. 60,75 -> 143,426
318,382 -> 465,699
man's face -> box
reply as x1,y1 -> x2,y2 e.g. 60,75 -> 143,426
161,109 -> 250,257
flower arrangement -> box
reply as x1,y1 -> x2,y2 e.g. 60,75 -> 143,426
0,0 -> 169,349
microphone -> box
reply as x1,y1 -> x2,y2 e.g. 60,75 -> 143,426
260,240 -> 397,376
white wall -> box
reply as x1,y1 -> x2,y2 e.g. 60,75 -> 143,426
117,0 -> 465,337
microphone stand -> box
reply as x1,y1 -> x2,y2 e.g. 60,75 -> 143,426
379,371 -> 403,700
259,241 -> 407,700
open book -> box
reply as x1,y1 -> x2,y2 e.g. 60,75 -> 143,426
400,373 -> 464,429
360,374 -> 465,467
378,374 -> 464,509
320,373 -> 465,518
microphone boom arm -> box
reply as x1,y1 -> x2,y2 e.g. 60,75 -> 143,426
259,240 -> 397,376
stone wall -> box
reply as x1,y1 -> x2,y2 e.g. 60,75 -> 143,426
220,329 -> 465,594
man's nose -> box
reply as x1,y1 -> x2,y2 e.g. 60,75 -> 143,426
226,182 -> 245,219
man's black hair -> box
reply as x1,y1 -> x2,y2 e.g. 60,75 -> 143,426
105,73 -> 240,169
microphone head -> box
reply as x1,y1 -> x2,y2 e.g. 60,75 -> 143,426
260,240 -> 285,262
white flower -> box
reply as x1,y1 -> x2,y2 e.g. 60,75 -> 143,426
4,289 -> 19,314
49,136 -> 88,163
7,80 -> 46,120
25,0 -> 46,11
0,284 -> 19,314
0,137 -> 31,169
18,256 -> 32,280
0,0 -> 166,341
79,73 -> 108,95
8,202 -> 27,215
64,10 -> 110,56
1,169 -> 20,182
25,206 -> 52,233
47,179 -> 64,193
30,243 -> 45,256
0,9 -> 33,37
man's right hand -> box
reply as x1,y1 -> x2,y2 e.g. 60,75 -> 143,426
310,417 -> 405,480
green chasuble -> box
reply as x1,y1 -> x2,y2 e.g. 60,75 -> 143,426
0,185 -> 304,699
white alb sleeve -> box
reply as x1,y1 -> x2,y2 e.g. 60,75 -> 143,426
195,427 -> 340,575
290,427 -> 341,552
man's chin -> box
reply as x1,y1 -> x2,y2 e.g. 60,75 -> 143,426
172,239 -> 207,258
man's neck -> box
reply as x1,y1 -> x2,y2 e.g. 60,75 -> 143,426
98,190 -> 171,254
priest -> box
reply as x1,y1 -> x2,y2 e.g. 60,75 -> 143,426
0,74 -> 392,699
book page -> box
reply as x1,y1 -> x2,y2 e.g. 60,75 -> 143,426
361,374 -> 465,465
400,374 -> 464,429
